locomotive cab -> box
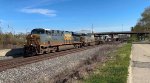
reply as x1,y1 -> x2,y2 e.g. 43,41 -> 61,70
24,29 -> 45,56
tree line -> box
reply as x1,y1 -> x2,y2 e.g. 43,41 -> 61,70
132,6 -> 150,32
0,32 -> 26,49
130,6 -> 150,41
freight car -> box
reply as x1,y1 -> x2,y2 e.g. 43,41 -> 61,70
24,28 -> 99,56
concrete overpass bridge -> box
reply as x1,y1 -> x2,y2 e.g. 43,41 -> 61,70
94,31 -> 150,35
94,31 -> 150,41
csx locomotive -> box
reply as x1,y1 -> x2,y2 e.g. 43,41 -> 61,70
24,28 -> 100,56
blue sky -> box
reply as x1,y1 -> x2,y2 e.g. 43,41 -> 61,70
0,0 -> 150,33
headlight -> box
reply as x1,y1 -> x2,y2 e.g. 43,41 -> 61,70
31,35 -> 33,38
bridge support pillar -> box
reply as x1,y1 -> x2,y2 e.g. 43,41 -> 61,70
137,34 -> 146,41
111,34 -> 115,41
110,34 -> 114,39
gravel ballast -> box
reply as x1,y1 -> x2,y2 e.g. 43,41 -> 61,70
0,45 -> 116,83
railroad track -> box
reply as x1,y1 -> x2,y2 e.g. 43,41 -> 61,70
0,45 -> 99,72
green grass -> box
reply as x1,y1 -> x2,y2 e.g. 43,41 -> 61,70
84,44 -> 131,83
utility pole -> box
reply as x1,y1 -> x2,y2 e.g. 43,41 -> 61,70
0,21 -> 1,34
92,24 -> 94,34
122,24 -> 123,32
0,21 -> 2,34
0,21 -> 2,47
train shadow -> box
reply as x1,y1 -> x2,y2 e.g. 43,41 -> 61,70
5,48 -> 24,58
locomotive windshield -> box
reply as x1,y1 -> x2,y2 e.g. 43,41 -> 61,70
31,29 -> 45,34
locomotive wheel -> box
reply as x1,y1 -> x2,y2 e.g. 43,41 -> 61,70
31,46 -> 38,56
74,44 -> 82,48
74,44 -> 79,48
80,44 -> 82,48
31,51 -> 37,56
88,43 -> 91,46
48,48 -> 51,53
50,46 -> 59,53
44,48 -> 49,54
56,46 -> 59,52
23,46 -> 37,57
79,44 -> 82,48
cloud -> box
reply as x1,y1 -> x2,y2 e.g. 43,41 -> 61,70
0,19 -> 6,24
21,8 -> 56,17
26,0 -> 70,8
20,0 -> 71,17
